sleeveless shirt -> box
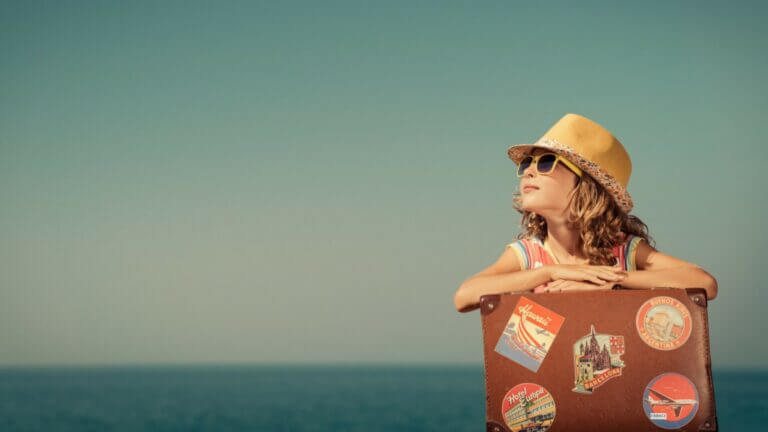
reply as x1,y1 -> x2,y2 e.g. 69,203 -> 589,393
506,233 -> 643,291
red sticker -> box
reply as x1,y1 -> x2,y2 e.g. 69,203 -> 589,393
501,383 -> 556,432
494,296 -> 565,372
642,372 -> 699,429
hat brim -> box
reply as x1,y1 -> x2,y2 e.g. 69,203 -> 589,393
506,138 -> 635,214
506,143 -> 568,165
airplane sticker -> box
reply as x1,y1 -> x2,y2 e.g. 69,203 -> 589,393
494,297 -> 565,372
642,372 -> 699,429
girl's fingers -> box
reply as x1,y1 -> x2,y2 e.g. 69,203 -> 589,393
599,266 -> 626,273
544,281 -> 561,291
587,269 -> 626,282
537,281 -> 558,293
591,272 -> 618,281
549,275 -> 622,292
601,272 -> 625,281
591,266 -> 627,278
590,268 -> 625,280
602,268 -> 626,277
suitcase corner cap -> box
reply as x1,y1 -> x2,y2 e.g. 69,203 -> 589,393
480,295 -> 501,315
486,420 -> 507,432
699,415 -> 718,431
686,288 -> 708,308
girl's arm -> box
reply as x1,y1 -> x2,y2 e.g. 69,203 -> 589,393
619,240 -> 718,300
454,246 -> 550,313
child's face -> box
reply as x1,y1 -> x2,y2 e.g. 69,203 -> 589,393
518,148 -> 580,216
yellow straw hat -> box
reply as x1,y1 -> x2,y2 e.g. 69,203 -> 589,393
507,113 -> 634,214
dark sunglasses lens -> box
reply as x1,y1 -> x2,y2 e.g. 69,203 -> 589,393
538,154 -> 557,173
517,156 -> 532,175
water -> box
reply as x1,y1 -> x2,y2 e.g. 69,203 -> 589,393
0,365 -> 764,431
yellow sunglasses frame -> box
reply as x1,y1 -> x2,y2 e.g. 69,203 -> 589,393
516,152 -> 583,178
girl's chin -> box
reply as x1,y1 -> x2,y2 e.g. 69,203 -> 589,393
521,204 -> 545,213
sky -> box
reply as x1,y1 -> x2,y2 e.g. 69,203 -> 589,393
0,0 -> 766,368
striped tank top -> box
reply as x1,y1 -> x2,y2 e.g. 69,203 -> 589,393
506,233 -> 643,273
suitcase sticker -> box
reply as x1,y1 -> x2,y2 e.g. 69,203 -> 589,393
642,372 -> 700,429
572,324 -> 626,394
501,383 -> 556,432
494,296 -> 565,372
636,296 -> 693,351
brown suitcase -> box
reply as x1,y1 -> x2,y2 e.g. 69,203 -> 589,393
479,288 -> 717,432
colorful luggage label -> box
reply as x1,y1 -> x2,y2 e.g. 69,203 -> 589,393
501,383 -> 556,432
494,297 -> 565,372
642,372 -> 699,429
572,324 -> 625,394
636,296 -> 693,351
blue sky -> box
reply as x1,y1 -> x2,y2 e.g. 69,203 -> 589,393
1,1 -> 765,368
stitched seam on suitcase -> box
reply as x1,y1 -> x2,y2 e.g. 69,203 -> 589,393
481,306 -> 492,422
700,302 -> 717,420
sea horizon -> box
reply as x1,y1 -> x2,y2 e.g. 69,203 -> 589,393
0,364 -> 765,431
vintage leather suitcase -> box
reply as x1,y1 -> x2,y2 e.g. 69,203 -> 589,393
479,288 -> 717,432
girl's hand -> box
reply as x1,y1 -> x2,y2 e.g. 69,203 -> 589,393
547,264 -> 627,285
535,279 -> 617,293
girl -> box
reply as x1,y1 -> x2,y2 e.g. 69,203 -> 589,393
453,113 -> 718,313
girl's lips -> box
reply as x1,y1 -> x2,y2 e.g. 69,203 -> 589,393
522,186 -> 539,193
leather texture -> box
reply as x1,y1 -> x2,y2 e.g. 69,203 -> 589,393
480,288 -> 717,431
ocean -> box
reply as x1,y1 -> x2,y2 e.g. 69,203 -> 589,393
0,365 -> 765,431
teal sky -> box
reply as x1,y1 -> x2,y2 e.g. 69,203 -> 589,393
1,1 -> 765,368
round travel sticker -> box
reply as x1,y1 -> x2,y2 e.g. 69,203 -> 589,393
501,383 -> 556,432
643,372 -> 699,429
635,296 -> 692,350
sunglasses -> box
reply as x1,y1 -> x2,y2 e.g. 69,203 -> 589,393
516,152 -> 583,178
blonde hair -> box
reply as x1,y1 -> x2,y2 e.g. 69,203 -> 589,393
512,172 -> 655,266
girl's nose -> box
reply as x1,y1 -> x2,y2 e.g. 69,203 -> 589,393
523,163 -> 537,177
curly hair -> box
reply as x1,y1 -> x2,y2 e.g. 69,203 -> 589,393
512,172 -> 655,266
